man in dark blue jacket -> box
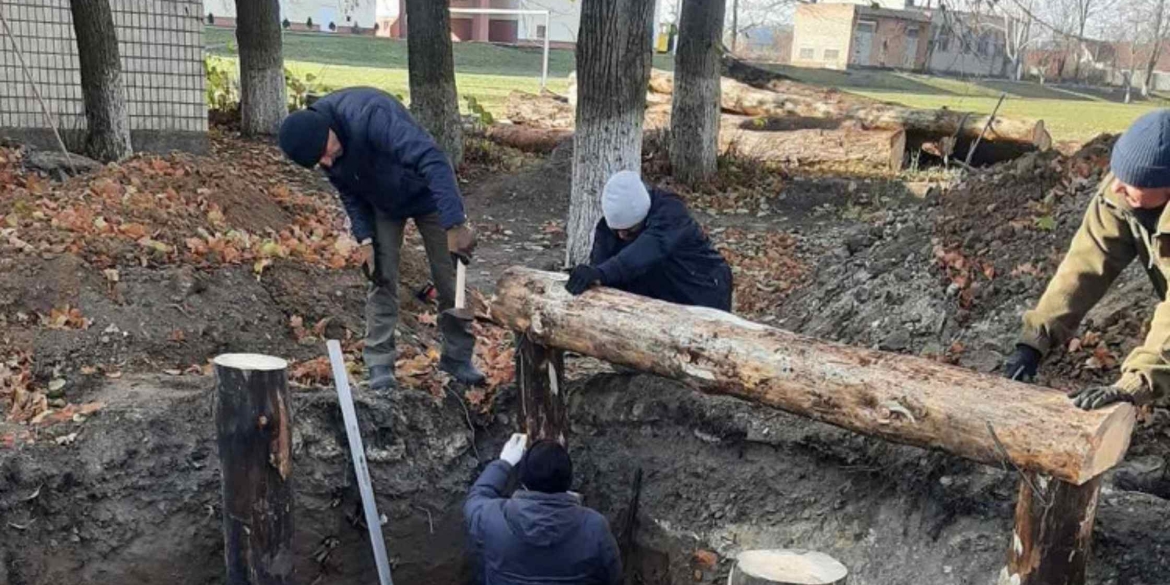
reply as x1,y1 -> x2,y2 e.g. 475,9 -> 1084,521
566,171 -> 733,311
465,434 -> 622,585
278,87 -> 483,391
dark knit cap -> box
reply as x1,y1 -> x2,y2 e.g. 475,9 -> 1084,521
519,440 -> 572,494
279,109 -> 331,168
1112,109 -> 1170,188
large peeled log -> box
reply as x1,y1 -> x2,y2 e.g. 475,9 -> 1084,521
490,267 -> 1133,486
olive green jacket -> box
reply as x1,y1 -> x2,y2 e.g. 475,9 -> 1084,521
1020,173 -> 1168,399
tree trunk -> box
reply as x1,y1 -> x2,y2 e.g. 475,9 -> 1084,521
671,0 -> 726,185
730,550 -> 848,585
236,0 -> 286,137
567,0 -> 656,265
715,78 -> 1052,150
485,125 -> 574,153
405,0 -> 463,167
516,336 -> 567,445
490,268 -> 1136,486
68,0 -> 132,162
722,118 -> 905,170
214,354 -> 294,585
730,0 -> 739,54
1143,1 -> 1166,99
997,475 -> 1101,585
505,90 -> 575,129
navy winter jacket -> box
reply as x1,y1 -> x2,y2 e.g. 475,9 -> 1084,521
592,189 -> 733,311
309,87 -> 466,241
464,460 -> 622,585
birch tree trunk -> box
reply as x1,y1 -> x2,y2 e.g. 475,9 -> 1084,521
68,0 -> 132,162
405,0 -> 463,167
236,0 -> 286,137
671,0 -> 725,185
567,0 -> 656,265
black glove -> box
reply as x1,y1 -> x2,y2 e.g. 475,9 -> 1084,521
1068,385 -> 1134,410
566,264 -> 603,295
1003,344 -> 1041,381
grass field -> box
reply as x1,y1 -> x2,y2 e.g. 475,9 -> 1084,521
206,27 -> 671,115
760,64 -> 1170,142
206,28 -> 1156,143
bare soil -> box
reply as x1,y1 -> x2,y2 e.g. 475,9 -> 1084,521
2,129 -> 1169,585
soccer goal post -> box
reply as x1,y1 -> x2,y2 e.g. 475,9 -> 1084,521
448,7 -> 551,91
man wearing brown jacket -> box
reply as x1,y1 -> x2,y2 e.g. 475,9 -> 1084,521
1005,110 -> 1170,410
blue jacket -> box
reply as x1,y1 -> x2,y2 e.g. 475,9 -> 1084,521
592,189 -> 733,311
309,87 -> 466,241
464,460 -> 622,585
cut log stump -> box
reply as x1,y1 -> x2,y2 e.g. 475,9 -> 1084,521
516,335 -> 567,444
730,549 -> 848,585
998,474 -> 1102,585
214,353 -> 294,585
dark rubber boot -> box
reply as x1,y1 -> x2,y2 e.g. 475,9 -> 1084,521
369,365 -> 397,394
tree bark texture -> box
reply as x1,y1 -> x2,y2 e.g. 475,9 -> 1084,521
516,336 -> 567,445
670,0 -> 725,185
486,120 -> 904,171
730,550 -> 848,585
405,0 -> 463,167
214,354 -> 294,585
567,0 -> 656,265
68,0 -> 132,162
722,121 -> 905,171
236,0 -> 286,137
490,268 -> 1136,486
997,475 -> 1101,585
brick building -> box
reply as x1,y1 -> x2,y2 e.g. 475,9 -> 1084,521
791,3 -> 931,71
0,0 -> 206,153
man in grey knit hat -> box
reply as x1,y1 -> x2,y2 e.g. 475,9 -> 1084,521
565,171 -> 732,311
1005,109 -> 1170,410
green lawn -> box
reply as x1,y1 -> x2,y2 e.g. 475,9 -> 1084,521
761,64 -> 1170,142
206,27 -> 672,117
206,27 -> 1155,143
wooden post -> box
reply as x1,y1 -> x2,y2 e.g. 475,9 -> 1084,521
730,550 -> 848,585
516,335 -> 567,445
214,353 -> 294,585
998,474 -> 1102,585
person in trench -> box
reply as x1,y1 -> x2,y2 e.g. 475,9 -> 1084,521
464,434 -> 622,585
278,87 -> 484,391
1005,109 -> 1170,411
565,170 -> 734,311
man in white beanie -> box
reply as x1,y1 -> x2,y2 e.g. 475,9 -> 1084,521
565,171 -> 733,311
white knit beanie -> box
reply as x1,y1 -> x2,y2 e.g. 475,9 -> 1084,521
601,171 -> 651,230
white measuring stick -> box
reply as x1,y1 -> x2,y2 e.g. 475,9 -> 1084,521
455,260 -> 467,310
327,340 -> 394,585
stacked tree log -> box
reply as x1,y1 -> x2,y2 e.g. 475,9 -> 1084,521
489,69 -> 1051,170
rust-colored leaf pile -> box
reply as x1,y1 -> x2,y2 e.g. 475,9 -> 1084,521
0,139 -> 361,275
713,228 -> 807,318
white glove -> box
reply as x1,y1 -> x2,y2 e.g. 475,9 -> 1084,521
499,433 -> 528,466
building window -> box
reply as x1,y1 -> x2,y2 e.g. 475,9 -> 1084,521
907,27 -> 919,39
978,32 -> 990,56
856,21 -> 876,34
536,25 -> 546,39
824,49 -> 840,61
937,30 -> 951,52
799,47 -> 815,60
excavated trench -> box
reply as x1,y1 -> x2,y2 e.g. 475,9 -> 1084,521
3,371 -> 1170,585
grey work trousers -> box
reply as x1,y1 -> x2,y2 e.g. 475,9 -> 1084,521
363,209 -> 474,368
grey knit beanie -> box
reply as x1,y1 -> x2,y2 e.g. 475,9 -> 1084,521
601,171 -> 651,230
1112,109 -> 1170,188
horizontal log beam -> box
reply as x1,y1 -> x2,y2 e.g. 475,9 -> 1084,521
490,268 -> 1134,485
